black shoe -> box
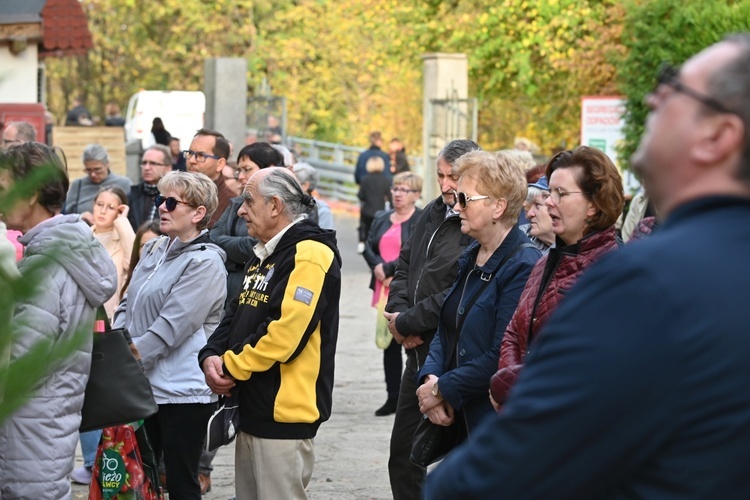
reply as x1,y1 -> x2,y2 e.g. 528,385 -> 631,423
375,398 -> 398,416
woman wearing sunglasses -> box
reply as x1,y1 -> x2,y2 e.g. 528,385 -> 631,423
113,171 -> 227,499
362,172 -> 423,416
490,146 -> 624,411
415,150 -> 541,436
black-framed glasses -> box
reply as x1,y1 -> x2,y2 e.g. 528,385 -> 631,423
549,187 -> 586,204
655,63 -> 733,115
454,190 -> 490,209
391,187 -> 419,194
154,195 -> 193,211
182,150 -> 220,162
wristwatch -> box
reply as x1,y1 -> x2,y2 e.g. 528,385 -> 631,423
431,381 -> 442,399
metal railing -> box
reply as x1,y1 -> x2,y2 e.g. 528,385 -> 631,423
289,136 -> 423,204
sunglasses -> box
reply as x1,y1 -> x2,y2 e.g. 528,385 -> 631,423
454,190 -> 490,209
154,195 -> 194,211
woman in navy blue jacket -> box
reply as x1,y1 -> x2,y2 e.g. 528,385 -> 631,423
416,151 -> 540,434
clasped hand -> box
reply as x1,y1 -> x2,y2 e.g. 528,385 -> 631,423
202,355 -> 236,395
416,375 -> 454,426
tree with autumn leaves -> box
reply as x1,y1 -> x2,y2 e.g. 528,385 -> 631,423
44,0 -> 750,166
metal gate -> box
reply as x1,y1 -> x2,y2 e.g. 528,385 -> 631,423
421,94 -> 478,200
247,95 -> 287,144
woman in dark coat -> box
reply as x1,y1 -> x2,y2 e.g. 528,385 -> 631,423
490,146 -> 625,410
416,151 -> 541,434
151,117 -> 171,146
363,172 -> 423,416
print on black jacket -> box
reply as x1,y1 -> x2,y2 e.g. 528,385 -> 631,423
199,219 -> 342,440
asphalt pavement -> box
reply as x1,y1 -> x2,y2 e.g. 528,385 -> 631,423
73,209 -> 396,499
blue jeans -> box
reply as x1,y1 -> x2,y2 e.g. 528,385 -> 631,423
80,429 -> 102,468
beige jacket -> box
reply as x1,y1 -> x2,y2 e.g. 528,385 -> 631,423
94,216 -> 135,320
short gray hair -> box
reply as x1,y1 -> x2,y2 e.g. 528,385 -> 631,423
7,121 -> 37,142
158,171 -> 218,230
438,139 -> 481,167
504,149 -> 536,171
82,143 -> 109,165
526,186 -> 547,204
709,33 -> 750,181
293,162 -> 319,193
146,144 -> 173,166
257,168 -> 315,219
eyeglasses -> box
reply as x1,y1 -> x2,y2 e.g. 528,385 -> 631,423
94,200 -> 118,212
549,187 -> 586,204
391,187 -> 419,194
154,195 -> 194,211
84,165 -> 107,174
654,63 -> 733,115
2,139 -> 22,146
454,191 -> 490,209
183,150 -> 220,162
141,160 -> 167,167
234,166 -> 257,179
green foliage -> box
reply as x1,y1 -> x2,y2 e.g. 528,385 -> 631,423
46,0 -> 748,160
618,0 -> 750,170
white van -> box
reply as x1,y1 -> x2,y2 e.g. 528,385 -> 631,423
125,90 -> 205,150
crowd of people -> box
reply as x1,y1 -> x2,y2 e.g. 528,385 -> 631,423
1,34 -> 750,500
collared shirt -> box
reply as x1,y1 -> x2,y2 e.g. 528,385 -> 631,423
252,215 -> 308,262
446,206 -> 458,219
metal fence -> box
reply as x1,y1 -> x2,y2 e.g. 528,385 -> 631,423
289,136 -> 423,204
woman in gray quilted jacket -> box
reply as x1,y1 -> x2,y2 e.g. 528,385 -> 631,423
0,142 -> 117,499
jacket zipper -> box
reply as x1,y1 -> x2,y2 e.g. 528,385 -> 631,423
413,213 -> 457,307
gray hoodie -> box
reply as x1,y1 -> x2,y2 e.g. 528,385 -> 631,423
0,214 -> 117,499
113,231 -> 226,405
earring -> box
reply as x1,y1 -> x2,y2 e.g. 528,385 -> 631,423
492,219 -> 497,225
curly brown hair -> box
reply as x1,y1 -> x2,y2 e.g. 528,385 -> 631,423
545,146 -> 624,235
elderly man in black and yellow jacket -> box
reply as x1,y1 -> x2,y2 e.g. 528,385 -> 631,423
199,167 -> 341,500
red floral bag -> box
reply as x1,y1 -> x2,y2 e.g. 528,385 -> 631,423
89,423 -> 162,500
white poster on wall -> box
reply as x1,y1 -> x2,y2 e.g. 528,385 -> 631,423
581,96 -> 639,191
581,96 -> 625,164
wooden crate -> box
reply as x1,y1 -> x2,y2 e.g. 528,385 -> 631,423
52,126 -> 128,181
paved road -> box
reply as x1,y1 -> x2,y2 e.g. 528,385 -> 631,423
73,210 -> 396,499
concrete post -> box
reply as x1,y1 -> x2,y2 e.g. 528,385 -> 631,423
204,58 -> 247,154
421,53 -> 468,201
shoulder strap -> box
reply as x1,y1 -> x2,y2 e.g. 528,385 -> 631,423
448,242 -> 535,366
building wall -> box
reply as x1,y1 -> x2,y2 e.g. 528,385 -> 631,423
0,43 -> 39,103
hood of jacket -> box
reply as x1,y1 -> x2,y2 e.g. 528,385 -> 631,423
275,218 -> 342,269
19,214 -> 117,307
145,230 -> 227,265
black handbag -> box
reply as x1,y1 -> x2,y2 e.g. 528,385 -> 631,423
409,242 -> 536,467
410,414 -> 464,468
205,392 -> 240,452
80,309 -> 158,432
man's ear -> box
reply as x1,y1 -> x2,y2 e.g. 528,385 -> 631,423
216,157 -> 227,174
269,196 -> 284,217
694,114 -> 744,166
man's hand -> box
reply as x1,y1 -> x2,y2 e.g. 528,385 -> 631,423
383,311 -> 405,343
202,355 -> 236,395
401,335 -> 423,350
416,374 -> 443,414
